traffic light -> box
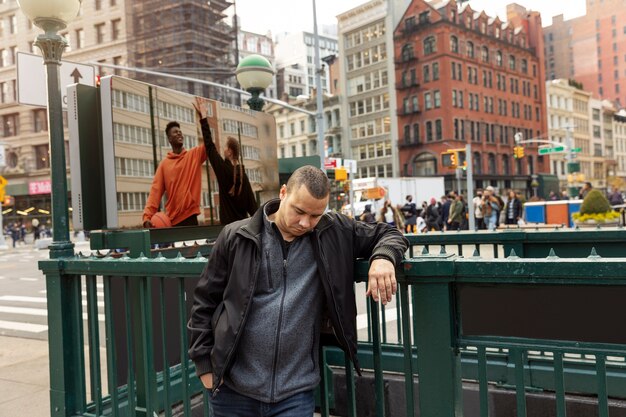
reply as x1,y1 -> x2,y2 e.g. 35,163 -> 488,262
441,149 -> 467,169
513,146 -> 525,159
441,151 -> 457,168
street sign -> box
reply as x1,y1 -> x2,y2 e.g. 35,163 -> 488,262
17,52 -> 95,108
324,157 -> 341,169
571,147 -> 582,153
538,146 -> 565,155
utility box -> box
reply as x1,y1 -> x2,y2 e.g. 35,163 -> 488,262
524,202 -> 546,224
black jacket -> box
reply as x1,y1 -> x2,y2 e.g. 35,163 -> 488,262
188,200 -> 408,387
200,118 -> 258,225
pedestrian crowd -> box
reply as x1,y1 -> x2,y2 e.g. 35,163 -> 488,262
357,186 -> 526,233
3,219 -> 50,248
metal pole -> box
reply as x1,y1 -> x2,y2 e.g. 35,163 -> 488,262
566,127 -> 578,198
467,144 -> 475,231
455,168 -> 462,195
312,0 -> 326,172
35,23 -> 74,258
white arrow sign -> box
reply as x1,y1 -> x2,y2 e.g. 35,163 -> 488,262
16,52 -> 95,108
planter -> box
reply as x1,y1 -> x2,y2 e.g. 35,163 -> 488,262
574,220 -> 620,228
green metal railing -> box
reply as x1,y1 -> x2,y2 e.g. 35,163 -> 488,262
41,231 -> 626,417
405,227 -> 626,258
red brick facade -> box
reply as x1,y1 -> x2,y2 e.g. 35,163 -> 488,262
394,0 -> 548,191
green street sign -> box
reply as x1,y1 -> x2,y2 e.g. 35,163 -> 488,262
538,146 -> 565,155
571,147 -> 582,153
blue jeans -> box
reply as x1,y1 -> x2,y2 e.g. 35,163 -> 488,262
210,385 -> 315,417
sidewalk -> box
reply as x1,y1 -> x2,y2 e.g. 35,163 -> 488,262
0,336 -> 49,417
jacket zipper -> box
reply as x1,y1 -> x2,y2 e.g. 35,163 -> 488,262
315,230 -> 360,374
269,258 -> 288,401
213,227 -> 261,397
265,250 -> 273,289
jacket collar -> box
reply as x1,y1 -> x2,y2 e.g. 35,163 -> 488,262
238,198 -> 334,240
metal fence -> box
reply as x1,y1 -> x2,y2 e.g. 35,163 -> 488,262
40,229 -> 626,417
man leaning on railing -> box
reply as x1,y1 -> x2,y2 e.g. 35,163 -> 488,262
187,165 -> 408,417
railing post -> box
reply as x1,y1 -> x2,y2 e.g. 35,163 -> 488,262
41,260 -> 86,417
413,268 -> 463,416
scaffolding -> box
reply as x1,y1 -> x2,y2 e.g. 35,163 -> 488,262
128,0 -> 237,102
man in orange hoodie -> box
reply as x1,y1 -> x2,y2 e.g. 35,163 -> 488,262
142,120 -> 208,228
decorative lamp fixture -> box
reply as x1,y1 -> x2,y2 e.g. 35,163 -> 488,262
235,54 -> 274,111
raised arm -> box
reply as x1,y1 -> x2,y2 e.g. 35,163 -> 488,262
193,97 -> 229,175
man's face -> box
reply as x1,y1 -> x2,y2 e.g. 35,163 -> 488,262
276,184 -> 328,240
167,126 -> 184,148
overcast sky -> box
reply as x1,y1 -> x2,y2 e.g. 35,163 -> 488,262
233,0 -> 587,36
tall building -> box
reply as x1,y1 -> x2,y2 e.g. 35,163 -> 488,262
276,64 -> 307,99
0,0 -> 235,227
544,0 -> 626,104
237,29 -> 277,99
546,79 -> 592,188
394,0 -> 548,193
274,31 -> 339,96
337,0 -> 410,180
614,109 -> 626,180
267,94 -> 343,160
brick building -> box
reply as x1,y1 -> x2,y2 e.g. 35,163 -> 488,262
544,0 -> 626,105
394,0 -> 548,193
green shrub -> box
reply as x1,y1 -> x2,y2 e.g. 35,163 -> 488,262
580,189 -> 612,214
572,211 -> 620,222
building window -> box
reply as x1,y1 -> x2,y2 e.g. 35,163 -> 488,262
404,16 -> 416,32
450,35 -> 458,53
111,19 -> 121,41
404,124 -> 411,142
496,50 -> 502,66
412,153 -> 436,176
95,23 -> 105,43
33,109 -> 47,132
434,90 -> 441,108
401,44 -> 414,62
75,29 -> 84,49
413,123 -> 420,143
424,92 -> 432,110
481,46 -> 489,62
508,55 -> 516,70
467,41 -> 474,58
423,65 -> 430,83
35,144 -> 50,169
432,62 -> 439,80
424,36 -> 436,55
2,113 -> 19,137
9,15 -> 16,34
435,120 -> 442,140
521,59 -> 528,74
426,121 -> 433,141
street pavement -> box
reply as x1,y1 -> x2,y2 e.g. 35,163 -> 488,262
0,241 -> 91,417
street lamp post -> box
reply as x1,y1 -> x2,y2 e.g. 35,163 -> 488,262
235,54 -> 274,112
17,0 -> 80,258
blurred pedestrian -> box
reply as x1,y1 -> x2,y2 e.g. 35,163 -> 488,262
424,198 -> 441,232
359,204 -> 376,224
472,189 -> 485,230
401,195 -> 417,233
609,189 -> 624,205
447,194 -> 463,231
504,190 -> 523,225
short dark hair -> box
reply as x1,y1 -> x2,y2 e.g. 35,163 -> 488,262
165,121 -> 180,137
226,137 -> 240,160
286,165 -> 330,199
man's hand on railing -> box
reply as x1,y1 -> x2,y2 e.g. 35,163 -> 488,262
200,373 -> 213,390
366,258 -> 397,305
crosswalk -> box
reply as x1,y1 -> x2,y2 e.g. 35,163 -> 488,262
0,246 -> 103,339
